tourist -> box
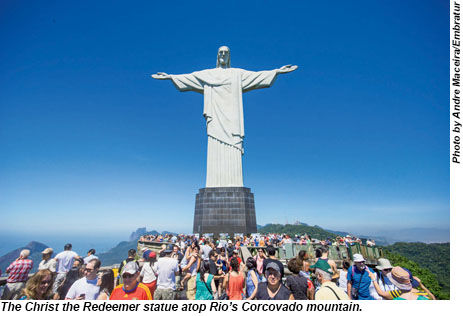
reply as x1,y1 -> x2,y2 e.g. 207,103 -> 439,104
83,249 -> 99,265
153,245 -> 180,300
337,259 -> 350,294
368,267 -> 430,300
53,244 -> 80,294
110,261 -> 152,300
208,250 -> 225,299
255,262 -> 293,300
18,269 -> 54,300
140,251 -> 157,297
1,249 -> 34,300
224,257 -> 245,300
296,250 -> 311,279
254,248 -> 266,276
181,243 -> 200,298
38,248 -> 56,273
195,261 -> 216,300
54,267 -> 80,299
96,270 -> 114,300
200,240 -> 213,262
65,259 -> 101,300
245,257 -> 260,299
347,254 -> 374,300
117,249 -> 137,285
285,258 -> 311,300
262,246 -> 284,278
312,260 -> 349,300
316,246 -> 339,282
229,249 -> 242,268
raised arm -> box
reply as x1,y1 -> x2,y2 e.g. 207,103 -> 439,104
151,72 -> 172,80
276,64 -> 298,74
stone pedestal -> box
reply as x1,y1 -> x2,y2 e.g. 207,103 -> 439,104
193,187 -> 257,236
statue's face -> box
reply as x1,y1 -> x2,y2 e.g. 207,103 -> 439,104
218,47 -> 230,66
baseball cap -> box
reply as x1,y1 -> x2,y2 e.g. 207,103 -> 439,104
122,261 -> 139,275
265,262 -> 280,273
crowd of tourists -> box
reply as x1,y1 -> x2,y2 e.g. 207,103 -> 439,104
0,233 -> 434,301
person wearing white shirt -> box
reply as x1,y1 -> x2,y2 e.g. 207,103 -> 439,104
65,259 -> 100,300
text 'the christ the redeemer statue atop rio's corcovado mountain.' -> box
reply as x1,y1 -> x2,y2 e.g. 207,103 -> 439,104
151,46 -> 297,188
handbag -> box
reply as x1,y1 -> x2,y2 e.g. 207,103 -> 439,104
219,273 -> 230,300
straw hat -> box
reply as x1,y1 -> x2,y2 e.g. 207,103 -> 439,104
387,267 -> 412,291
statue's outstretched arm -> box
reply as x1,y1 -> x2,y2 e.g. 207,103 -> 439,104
276,65 -> 298,74
151,72 -> 172,80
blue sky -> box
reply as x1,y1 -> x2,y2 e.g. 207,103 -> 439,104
0,0 -> 449,239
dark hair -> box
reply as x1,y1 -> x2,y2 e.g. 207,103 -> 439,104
342,259 -> 351,270
75,257 -> 84,266
246,257 -> 257,271
267,246 -> 276,256
321,246 -> 329,254
230,257 -> 240,272
57,268 -> 80,299
64,243 -> 72,250
87,249 -> 96,255
128,249 -> 137,257
209,250 -> 217,259
199,261 -> 210,283
88,258 -> 101,270
99,270 -> 114,295
315,248 -> 323,258
298,250 -> 307,261
287,258 -> 301,274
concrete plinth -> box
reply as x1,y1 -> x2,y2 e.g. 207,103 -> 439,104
193,187 -> 257,236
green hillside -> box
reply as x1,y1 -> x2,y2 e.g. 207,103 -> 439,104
384,242 -> 450,300
258,224 -> 337,240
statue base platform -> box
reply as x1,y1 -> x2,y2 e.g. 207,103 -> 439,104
193,187 -> 257,236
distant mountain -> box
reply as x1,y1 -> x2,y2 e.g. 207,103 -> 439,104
258,224 -> 337,240
129,227 -> 147,242
161,231 -> 177,235
98,229 -> 161,266
0,241 -> 49,276
98,240 -> 138,267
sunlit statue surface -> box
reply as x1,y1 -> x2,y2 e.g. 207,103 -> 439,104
152,46 -> 297,187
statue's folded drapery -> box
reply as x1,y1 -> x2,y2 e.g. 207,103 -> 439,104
170,68 -> 278,187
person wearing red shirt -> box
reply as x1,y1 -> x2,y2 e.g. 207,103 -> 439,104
1,249 -> 33,300
110,261 -> 152,300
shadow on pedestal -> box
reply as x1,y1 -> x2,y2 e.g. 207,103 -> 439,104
193,187 -> 257,236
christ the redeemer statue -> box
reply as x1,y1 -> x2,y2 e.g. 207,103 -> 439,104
152,46 -> 297,187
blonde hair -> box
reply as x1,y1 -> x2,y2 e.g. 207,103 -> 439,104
22,269 -> 54,299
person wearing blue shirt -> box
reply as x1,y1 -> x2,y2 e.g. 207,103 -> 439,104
347,254 -> 374,300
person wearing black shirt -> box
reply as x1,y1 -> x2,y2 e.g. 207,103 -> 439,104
262,246 -> 285,278
256,262 -> 293,300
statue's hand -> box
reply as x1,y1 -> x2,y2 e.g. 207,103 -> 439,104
151,72 -> 171,80
277,64 -> 298,74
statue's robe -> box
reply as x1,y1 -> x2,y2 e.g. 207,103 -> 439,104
171,67 -> 278,187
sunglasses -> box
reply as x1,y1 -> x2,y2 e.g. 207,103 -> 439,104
40,280 -> 51,285
382,268 -> 392,272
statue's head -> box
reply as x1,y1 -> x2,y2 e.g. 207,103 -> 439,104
216,46 -> 230,68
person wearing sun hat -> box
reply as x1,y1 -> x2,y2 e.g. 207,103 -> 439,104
368,266 -> 435,300
346,254 -> 375,300
312,260 -> 349,300
368,258 -> 397,300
